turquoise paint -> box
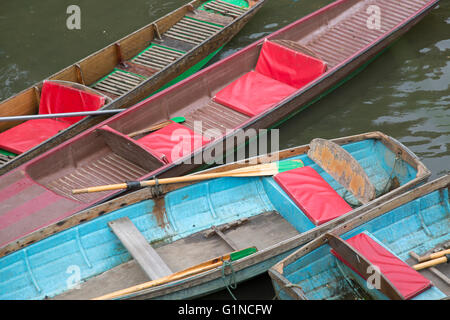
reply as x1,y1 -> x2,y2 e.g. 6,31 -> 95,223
279,188 -> 449,300
0,139 -> 418,300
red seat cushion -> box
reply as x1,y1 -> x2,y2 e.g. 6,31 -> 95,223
274,166 -> 352,225
39,80 -> 106,125
137,122 -> 210,164
255,40 -> 327,89
331,233 -> 432,300
0,119 -> 70,154
213,71 -> 297,117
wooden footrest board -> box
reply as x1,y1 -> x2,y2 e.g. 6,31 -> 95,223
108,217 -> 173,280
91,69 -> 146,97
132,44 -> 186,71
163,16 -> 223,46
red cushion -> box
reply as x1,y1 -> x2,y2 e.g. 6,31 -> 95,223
274,166 -> 352,225
255,40 -> 327,89
39,81 -> 106,125
137,122 -> 210,163
213,71 -> 297,117
331,233 -> 432,300
0,119 -> 70,154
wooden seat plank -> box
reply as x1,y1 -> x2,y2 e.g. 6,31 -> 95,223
108,217 -> 172,280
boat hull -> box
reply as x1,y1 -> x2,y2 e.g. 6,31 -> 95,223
0,132 -> 432,300
268,175 -> 450,300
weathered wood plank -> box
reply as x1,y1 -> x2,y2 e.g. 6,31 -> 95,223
307,138 -> 376,204
108,217 -> 172,280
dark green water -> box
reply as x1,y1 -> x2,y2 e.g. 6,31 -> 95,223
0,0 -> 448,300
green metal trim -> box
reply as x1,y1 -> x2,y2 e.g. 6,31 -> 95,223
277,159 -> 304,173
0,149 -> 16,157
230,247 -> 257,261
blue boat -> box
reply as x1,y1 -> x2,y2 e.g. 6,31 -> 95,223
0,132 -> 430,300
269,174 -> 450,300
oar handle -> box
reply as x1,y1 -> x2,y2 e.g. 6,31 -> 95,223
92,260 -> 224,300
127,117 -> 185,138
413,255 -> 449,271
72,182 -> 129,194
127,121 -> 172,138
92,246 -> 256,300
0,109 -> 124,122
71,160 -> 302,194
417,249 -> 450,262
72,172 -> 225,194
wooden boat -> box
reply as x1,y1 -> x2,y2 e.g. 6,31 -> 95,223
0,0 -> 266,173
268,174 -> 450,300
0,0 -> 438,250
0,132 -> 431,299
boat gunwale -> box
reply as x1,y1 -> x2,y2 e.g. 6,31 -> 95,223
267,174 -> 450,300
0,0 -> 267,175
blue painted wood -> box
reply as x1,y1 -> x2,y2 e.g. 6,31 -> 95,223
0,139 -> 418,300
277,188 -> 449,300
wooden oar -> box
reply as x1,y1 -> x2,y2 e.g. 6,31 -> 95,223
127,116 -> 185,138
92,247 -> 257,300
72,159 -> 304,194
417,249 -> 450,262
0,109 -> 125,122
413,254 -> 449,271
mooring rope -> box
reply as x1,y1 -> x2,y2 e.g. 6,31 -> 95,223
382,155 -> 400,195
221,260 -> 238,300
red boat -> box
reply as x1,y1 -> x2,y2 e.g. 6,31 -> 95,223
0,0 -> 439,249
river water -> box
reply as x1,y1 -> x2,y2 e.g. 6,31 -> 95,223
0,0 -> 448,300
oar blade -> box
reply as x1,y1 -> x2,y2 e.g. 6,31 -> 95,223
171,116 -> 186,124
277,159 -> 304,173
230,246 -> 257,261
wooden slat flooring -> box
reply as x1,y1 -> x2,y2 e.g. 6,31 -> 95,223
92,70 -> 146,98
90,8 -> 231,99
183,100 -> 250,140
204,0 -> 248,18
133,45 -> 185,71
163,16 -> 223,46
46,153 -> 148,203
301,0 -> 428,68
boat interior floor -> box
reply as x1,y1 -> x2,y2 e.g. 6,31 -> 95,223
51,210 -> 299,299
292,0 -> 429,69
91,7 -> 234,99
406,242 -> 450,296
